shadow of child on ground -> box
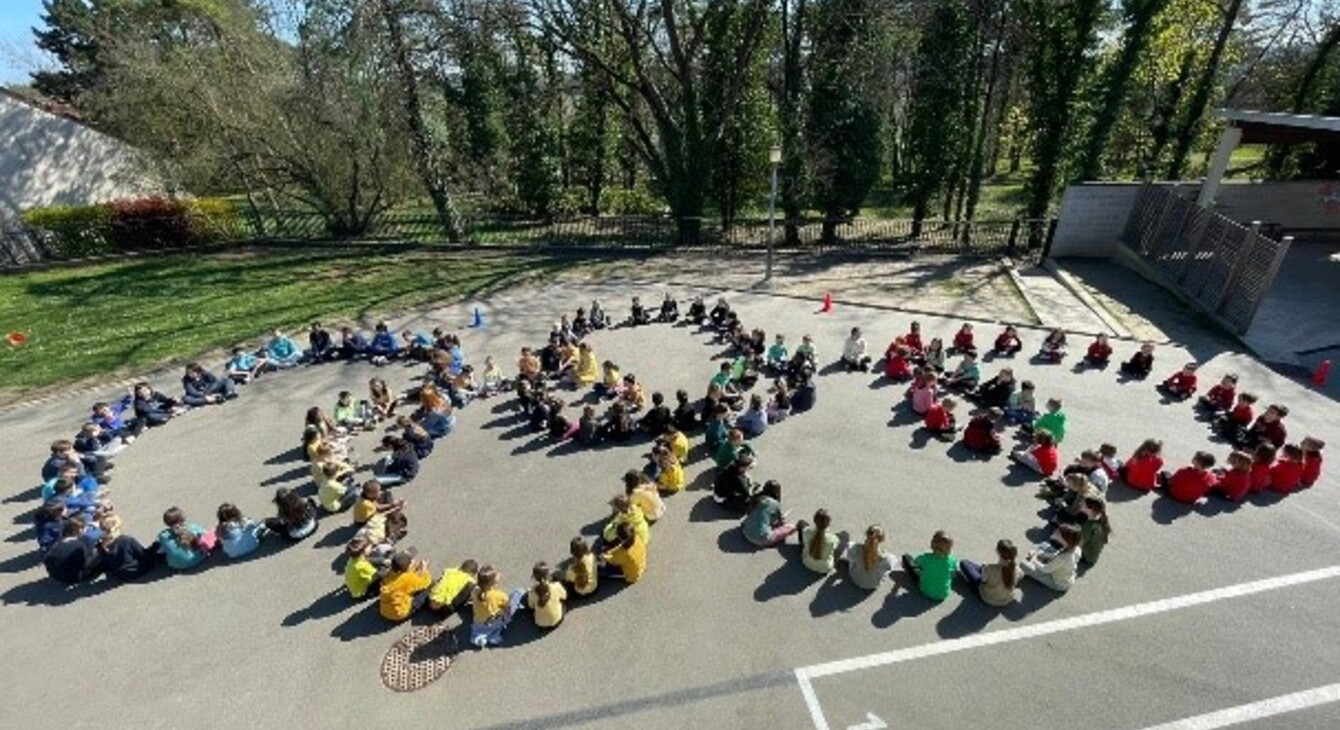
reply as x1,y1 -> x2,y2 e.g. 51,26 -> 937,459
754,544 -> 824,602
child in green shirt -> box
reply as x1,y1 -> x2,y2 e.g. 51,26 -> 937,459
901,531 -> 959,601
1031,398 -> 1068,443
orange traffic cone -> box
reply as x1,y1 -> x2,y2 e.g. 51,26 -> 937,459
821,292 -> 833,313
6,332 -> 27,347
1312,359 -> 1332,388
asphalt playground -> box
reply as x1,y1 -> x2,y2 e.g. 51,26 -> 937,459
1,280 -> 1338,730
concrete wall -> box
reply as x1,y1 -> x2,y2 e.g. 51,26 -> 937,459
0,93 -> 161,218
1051,180 -> 1340,258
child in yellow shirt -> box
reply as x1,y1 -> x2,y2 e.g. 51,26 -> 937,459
526,562 -> 568,629
602,495 -> 650,547
378,551 -> 432,622
599,523 -> 647,584
624,470 -> 665,522
655,448 -> 685,495
469,566 -> 526,649
564,537 -> 598,597
428,559 -> 478,614
665,424 -> 690,463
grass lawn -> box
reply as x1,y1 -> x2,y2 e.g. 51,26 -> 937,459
0,246 -> 591,396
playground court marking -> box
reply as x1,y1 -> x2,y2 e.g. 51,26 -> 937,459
1136,682 -> 1340,729
792,565 -> 1340,730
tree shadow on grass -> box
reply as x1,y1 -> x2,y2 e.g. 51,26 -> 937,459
754,545 -> 824,602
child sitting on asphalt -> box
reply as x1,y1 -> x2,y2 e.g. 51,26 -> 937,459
841,327 -> 873,372
1020,523 -> 1081,592
884,345 -> 914,382
1210,450 -> 1253,502
344,536 -> 395,601
943,352 -> 981,392
1012,429 -> 1060,477
1160,451 -> 1218,503
1037,329 -> 1067,363
962,408 -> 1003,454
1158,362 -> 1199,400
1120,342 -> 1155,378
658,293 -> 680,322
993,325 -> 1022,356
923,397 -> 958,440
1003,380 -> 1037,425
428,559 -> 479,614
1270,443 -> 1306,494
1119,438 -> 1163,491
1027,398 -> 1068,443
1084,334 -> 1113,368
901,530 -> 958,601
950,323 -> 977,356
379,551 -> 432,623
1198,373 -> 1238,413
1301,437 -> 1325,488
1214,392 -> 1257,443
526,562 -> 569,629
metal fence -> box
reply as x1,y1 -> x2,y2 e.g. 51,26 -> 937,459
1121,183 -> 1292,334
3,209 -> 1055,268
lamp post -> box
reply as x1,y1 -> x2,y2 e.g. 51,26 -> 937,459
766,145 -> 782,282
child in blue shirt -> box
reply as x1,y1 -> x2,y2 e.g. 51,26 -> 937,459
265,330 -> 304,368
368,322 -> 401,365
225,346 -> 268,383
157,507 -> 214,570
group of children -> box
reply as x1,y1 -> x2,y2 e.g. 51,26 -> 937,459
30,301 -> 1328,643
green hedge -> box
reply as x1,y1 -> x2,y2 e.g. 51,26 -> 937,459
20,197 -> 245,258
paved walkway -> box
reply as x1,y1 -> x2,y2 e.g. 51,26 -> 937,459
1009,266 -> 1114,336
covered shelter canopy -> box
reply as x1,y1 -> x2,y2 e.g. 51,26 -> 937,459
1199,108 -> 1340,206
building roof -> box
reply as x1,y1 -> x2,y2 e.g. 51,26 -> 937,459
1217,109 -> 1340,145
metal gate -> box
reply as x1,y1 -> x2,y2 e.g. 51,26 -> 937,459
1121,183 -> 1292,334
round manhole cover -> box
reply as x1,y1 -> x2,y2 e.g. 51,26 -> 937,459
380,621 -> 458,692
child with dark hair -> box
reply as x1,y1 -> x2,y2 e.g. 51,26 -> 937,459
589,300 -> 609,330
950,323 -> 977,356
741,481 -> 797,548
380,551 -> 432,622
1029,398 -> 1068,443
74,422 -> 126,461
766,334 -> 790,375
1120,342 -> 1155,378
1158,362 -> 1199,400
1249,444 -> 1276,494
962,408 -> 1003,454
1084,334 -> 1113,368
470,566 -> 528,647
1198,374 -> 1238,413
767,380 -> 792,424
368,322 -> 401,366
527,562 -> 569,629
884,345 -> 914,382
564,537 -> 598,597
599,523 -> 647,584
601,401 -> 634,442
338,326 -> 370,360
735,395 -> 768,438
712,454 -> 757,513
132,382 -> 185,427
215,503 -> 268,558
577,405 -> 601,446
1160,451 -> 1218,503
791,368 -> 817,413
959,539 -> 1019,606
658,293 -> 680,323
1215,392 -> 1257,442
1021,524 -> 1081,592
628,297 -> 652,326
91,397 -> 144,441
1301,437 -> 1325,488
923,338 -> 946,372
1012,429 -> 1060,476
344,536 -> 393,601
307,322 -> 337,362
157,507 -> 214,570
797,509 -> 843,575
993,325 -> 1022,356
901,531 -> 958,601
1037,329 -> 1067,363
686,296 -> 707,325
902,321 -> 925,359
264,487 -> 318,541
1243,404 -> 1289,449
43,520 -> 104,585
1120,439 -> 1164,491
672,389 -> 699,433
908,368 -> 938,416
970,368 -> 1015,409
374,436 -> 420,486
841,327 -> 873,372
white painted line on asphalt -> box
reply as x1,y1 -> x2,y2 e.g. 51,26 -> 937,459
793,565 -> 1340,730
1136,683 -> 1340,729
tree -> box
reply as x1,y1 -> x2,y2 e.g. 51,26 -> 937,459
775,0 -> 808,245
703,7 -> 775,230
533,0 -> 772,243
30,0 -> 106,102
1076,0 -> 1173,181
1019,0 -> 1104,219
1165,0 -> 1244,179
806,0 -> 884,242
901,0 -> 974,231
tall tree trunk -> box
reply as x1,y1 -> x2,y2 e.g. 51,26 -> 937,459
1264,22 -> 1340,177
779,0 -> 807,246
1164,0 -> 1244,180
1076,0 -> 1170,181
1144,49 -> 1195,177
380,0 -> 463,241
964,0 -> 1010,224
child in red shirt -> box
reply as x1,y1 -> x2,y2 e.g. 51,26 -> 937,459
903,322 -> 925,358
962,408 -> 1003,454
1211,450 -> 1252,502
1249,444 -> 1276,493
1161,451 -> 1218,503
1198,373 -> 1238,413
1243,404 -> 1289,449
1098,443 -> 1122,482
923,397 -> 958,440
1269,444 -> 1305,494
1012,430 -> 1059,476
1215,392 -> 1256,442
993,325 -> 1022,356
1120,438 -> 1164,491
1158,363 -> 1198,400
884,346 -> 913,382
1301,437 -> 1325,487
1037,329 -> 1067,363
951,323 -> 977,356
1084,334 -> 1113,368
